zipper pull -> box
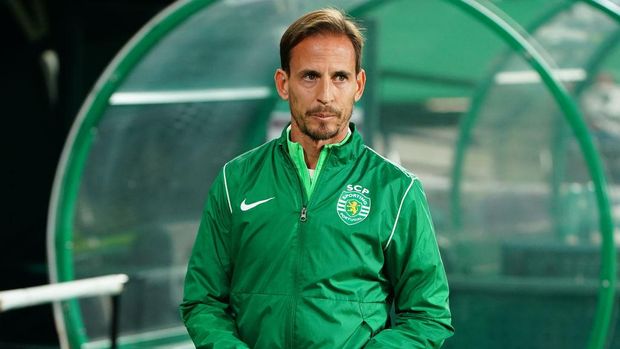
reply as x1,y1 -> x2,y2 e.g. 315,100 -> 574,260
300,206 -> 307,222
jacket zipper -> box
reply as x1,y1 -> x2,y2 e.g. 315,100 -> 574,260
280,143 -> 331,348
300,206 -> 307,221
295,147 -> 331,222
280,144 -> 307,349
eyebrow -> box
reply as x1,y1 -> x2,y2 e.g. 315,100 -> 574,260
297,69 -> 352,78
298,69 -> 320,78
333,70 -> 352,78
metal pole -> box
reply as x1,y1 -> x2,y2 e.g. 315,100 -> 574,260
110,294 -> 121,349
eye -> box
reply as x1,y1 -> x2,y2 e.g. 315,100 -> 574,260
303,72 -> 318,81
334,73 -> 348,82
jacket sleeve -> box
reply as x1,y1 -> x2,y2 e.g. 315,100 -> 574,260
180,169 -> 250,349
365,178 -> 454,348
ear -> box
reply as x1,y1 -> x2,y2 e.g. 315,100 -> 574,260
274,68 -> 289,100
354,69 -> 366,102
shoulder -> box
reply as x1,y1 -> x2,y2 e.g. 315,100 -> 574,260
223,138 -> 280,175
362,145 -> 418,187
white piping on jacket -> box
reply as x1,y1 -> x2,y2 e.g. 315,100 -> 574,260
223,163 -> 233,214
364,146 -> 416,251
384,177 -> 414,250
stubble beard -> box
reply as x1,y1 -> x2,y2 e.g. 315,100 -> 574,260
293,106 -> 351,142
299,118 -> 339,141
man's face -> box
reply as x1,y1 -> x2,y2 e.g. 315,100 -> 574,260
275,34 -> 366,143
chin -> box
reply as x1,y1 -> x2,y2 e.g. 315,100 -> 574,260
307,127 -> 340,141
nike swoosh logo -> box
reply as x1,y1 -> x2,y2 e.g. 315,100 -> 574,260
240,197 -> 275,211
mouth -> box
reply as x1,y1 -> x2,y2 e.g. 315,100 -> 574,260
310,113 -> 337,119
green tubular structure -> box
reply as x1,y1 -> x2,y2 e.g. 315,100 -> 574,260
449,0 -> 571,231
49,1 -> 379,346
550,2 -> 620,244
51,1 -> 383,346
445,0 -> 616,348
347,0 -> 390,148
49,0 -> 620,347
450,1 -> 572,234
577,2 -> 620,348
49,0 -> 218,347
348,0 -> 390,18
587,0 -> 620,19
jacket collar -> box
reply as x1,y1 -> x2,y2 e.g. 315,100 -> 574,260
277,122 -> 365,167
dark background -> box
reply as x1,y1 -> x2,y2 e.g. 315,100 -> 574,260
1,1 -> 173,346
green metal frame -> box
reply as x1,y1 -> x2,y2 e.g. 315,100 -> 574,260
446,0 -> 617,348
568,5 -> 619,348
49,0 -> 219,347
349,0 -> 391,147
550,25 -> 620,244
588,0 -> 620,19
49,1 -> 379,347
449,1 -> 573,232
49,0 -> 619,347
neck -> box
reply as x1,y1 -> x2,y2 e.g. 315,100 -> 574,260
290,125 -> 349,169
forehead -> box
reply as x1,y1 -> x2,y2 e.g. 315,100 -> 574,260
289,34 -> 356,71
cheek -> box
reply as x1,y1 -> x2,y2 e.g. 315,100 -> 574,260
337,87 -> 358,105
288,92 -> 305,115
289,91 -> 300,106
338,84 -> 357,98
290,88 -> 311,106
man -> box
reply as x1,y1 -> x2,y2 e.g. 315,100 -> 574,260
181,8 -> 453,348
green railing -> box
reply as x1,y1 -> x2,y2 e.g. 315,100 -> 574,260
447,1 -> 617,348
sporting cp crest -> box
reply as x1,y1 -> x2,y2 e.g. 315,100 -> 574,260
337,189 -> 371,225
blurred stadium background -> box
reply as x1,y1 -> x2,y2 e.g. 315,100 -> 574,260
2,0 -> 620,348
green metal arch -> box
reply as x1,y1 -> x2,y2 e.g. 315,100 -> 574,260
48,1 -> 375,347
549,6 -> 620,255
445,0 -> 617,348
589,0 -> 620,20
48,0 -> 620,347
449,1 -> 574,231
47,0 -> 219,347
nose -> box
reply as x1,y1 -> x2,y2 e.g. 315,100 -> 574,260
316,79 -> 334,105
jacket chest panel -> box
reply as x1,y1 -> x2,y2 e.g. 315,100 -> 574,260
228,172 -> 301,293
227,153 -> 395,297
297,198 -> 387,297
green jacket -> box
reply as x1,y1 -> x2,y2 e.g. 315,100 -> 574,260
181,124 -> 453,348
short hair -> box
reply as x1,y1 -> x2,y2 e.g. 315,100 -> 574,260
279,8 -> 365,74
